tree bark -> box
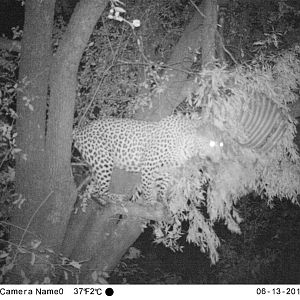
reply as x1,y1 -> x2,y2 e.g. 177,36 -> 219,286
10,0 -> 56,283
135,5 -> 206,121
201,0 -> 218,67
10,0 -> 109,283
44,0 -> 109,248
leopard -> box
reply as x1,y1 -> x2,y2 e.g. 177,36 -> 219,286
73,114 -> 225,202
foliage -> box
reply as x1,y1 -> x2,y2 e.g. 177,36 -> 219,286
0,23 -> 24,202
0,240 -> 83,284
0,48 -> 19,276
73,0 -> 193,124
223,0 -> 300,62
0,50 -> 19,171
151,46 -> 300,263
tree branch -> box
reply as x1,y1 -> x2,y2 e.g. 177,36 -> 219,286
106,200 -> 172,223
134,2 -> 206,121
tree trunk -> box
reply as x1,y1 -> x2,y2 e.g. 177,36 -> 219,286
44,0 -> 109,251
134,5 -> 206,121
10,0 -> 56,283
9,0 -> 109,283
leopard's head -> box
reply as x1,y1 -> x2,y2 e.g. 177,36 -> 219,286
196,124 -> 225,163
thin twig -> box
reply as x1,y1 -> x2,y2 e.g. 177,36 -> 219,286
216,31 -> 238,65
77,65 -> 111,128
77,21 -> 128,127
0,221 -> 39,238
189,0 -> 206,18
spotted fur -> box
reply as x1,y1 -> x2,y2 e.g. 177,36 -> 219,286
74,115 -> 224,202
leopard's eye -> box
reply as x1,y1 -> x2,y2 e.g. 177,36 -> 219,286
209,140 -> 216,147
220,142 -> 224,147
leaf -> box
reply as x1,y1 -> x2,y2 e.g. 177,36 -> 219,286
28,103 -> 34,111
98,276 -> 108,284
0,252 -> 9,259
124,247 -> 141,260
30,239 -> 41,249
64,271 -> 68,281
132,19 -> 141,28
18,247 -> 27,254
45,247 -> 54,254
68,260 -> 81,269
7,166 -> 15,181
113,0 -> 125,6
12,148 -> 21,154
30,253 -> 36,265
114,6 -> 126,13
20,269 -> 30,284
91,270 -> 98,282
42,277 -> 51,284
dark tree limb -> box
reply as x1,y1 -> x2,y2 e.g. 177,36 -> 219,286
45,0 -> 109,249
134,2 -> 207,121
201,0 -> 218,67
80,217 -> 144,283
106,199 -> 172,222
